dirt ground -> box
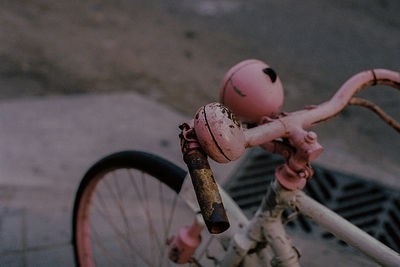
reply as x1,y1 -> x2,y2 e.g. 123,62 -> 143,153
1,0 -> 399,186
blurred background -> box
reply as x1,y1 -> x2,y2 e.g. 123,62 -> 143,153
1,0 -> 399,182
0,0 -> 399,265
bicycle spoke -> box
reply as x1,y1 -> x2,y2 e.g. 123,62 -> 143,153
92,200 -> 135,264
91,221 -> 127,266
101,177 -> 138,252
127,170 -> 156,265
159,181 -> 168,241
142,175 -> 157,266
158,181 -> 169,267
141,171 -> 164,266
111,171 -> 143,265
110,171 -> 137,251
93,180 -> 153,266
165,192 -> 179,245
127,170 -> 163,261
93,194 -> 151,265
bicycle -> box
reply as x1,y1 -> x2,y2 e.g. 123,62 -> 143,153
72,59 -> 400,266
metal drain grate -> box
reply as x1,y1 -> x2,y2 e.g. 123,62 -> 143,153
224,148 -> 400,253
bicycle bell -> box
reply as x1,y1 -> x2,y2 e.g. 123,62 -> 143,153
220,59 -> 284,124
194,103 -> 245,163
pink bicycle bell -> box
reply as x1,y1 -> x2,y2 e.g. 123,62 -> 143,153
194,103 -> 245,163
220,59 -> 284,124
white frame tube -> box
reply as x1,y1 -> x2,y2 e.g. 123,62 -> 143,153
290,191 -> 400,266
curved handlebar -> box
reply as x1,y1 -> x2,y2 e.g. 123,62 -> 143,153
245,69 -> 400,147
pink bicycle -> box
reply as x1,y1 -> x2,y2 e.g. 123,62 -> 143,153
72,59 -> 400,266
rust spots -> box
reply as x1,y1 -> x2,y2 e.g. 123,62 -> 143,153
203,104 -> 231,162
184,149 -> 229,234
209,202 -> 230,234
229,112 -> 241,127
169,247 -> 180,263
233,244 -> 241,255
312,112 -> 340,126
349,97 -> 400,133
216,103 -> 241,128
262,184 -> 278,213
377,78 -> 400,89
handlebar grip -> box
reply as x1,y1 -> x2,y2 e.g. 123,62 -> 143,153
184,148 -> 230,234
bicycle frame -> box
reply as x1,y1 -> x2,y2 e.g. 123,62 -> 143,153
180,173 -> 400,267
221,180 -> 400,266
179,173 -> 400,266
172,68 -> 400,266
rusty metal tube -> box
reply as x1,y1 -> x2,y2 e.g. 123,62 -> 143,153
184,148 -> 230,234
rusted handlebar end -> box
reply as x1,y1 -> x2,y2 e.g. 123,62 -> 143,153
184,149 -> 230,234
206,203 -> 230,234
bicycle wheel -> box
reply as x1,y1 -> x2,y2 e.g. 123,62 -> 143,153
72,151 -> 225,267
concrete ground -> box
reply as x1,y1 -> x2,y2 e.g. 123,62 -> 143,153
0,92 -> 241,266
0,0 -> 399,266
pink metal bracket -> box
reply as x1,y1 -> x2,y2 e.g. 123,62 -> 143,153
167,221 -> 203,264
260,120 -> 323,189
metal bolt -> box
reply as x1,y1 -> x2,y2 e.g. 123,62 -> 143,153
304,131 -> 317,144
299,171 -> 307,178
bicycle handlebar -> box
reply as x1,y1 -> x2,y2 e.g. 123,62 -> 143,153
183,147 -> 230,234
245,69 -> 400,147
181,68 -> 399,234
